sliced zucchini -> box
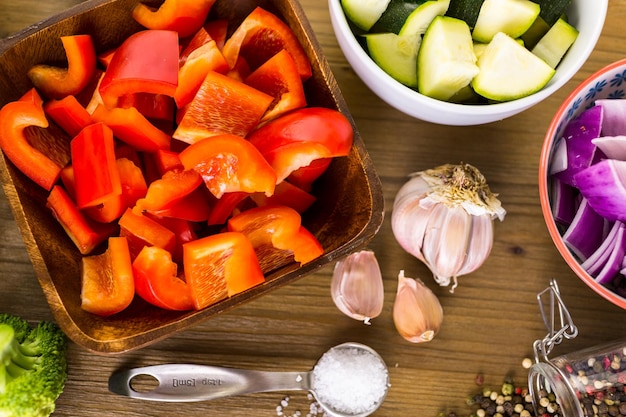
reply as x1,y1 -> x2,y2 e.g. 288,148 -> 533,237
531,18 -> 579,68
417,15 -> 479,101
532,0 -> 573,26
371,0 -> 426,34
341,0 -> 392,31
520,15 -> 550,49
399,0 -> 451,39
445,0 -> 485,28
471,32 -> 555,101
472,0 -> 540,43
366,33 -> 419,87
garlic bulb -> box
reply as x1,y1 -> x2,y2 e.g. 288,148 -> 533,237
393,270 -> 443,343
331,250 -> 384,324
391,163 -> 505,291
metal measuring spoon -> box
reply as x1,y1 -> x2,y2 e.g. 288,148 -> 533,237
108,342 -> 389,417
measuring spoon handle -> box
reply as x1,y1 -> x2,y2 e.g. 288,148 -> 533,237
109,364 -> 312,402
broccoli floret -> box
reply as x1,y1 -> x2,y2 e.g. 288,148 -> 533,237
0,313 -> 68,417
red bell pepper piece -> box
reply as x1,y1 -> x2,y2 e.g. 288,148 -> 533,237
46,185 -> 116,255
71,123 -> 122,209
173,71 -> 273,143
287,158 -> 332,192
247,107 -> 354,183
222,7 -> 312,80
118,208 -> 177,259
44,95 -> 93,137
18,88 -> 45,106
0,91 -> 65,191
184,231 -> 265,309
251,180 -> 316,213
91,104 -> 171,152
27,34 -> 97,99
99,30 -> 179,109
175,40 -> 229,108
207,191 -> 250,226
134,169 -> 202,214
147,214 -> 198,263
179,133 -> 277,198
117,93 -> 176,121
152,149 -> 183,175
80,236 -> 135,316
244,49 -> 307,122
132,0 -> 216,39
132,245 -> 194,311
205,19 -> 228,50
227,205 -> 323,271
84,157 -> 148,223
149,186 -> 212,222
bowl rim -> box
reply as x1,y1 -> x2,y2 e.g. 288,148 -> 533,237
328,0 -> 609,125
539,58 -> 626,309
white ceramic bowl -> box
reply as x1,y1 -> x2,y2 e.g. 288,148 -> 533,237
328,0 -> 608,126
539,59 -> 626,310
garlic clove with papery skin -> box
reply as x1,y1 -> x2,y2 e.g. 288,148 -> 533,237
393,270 -> 443,343
331,250 -> 384,324
391,163 -> 505,292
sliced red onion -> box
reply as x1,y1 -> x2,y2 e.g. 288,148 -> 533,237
563,198 -> 606,261
591,136 -> 626,160
573,159 -> 626,222
549,137 -> 568,175
553,105 -> 604,186
550,177 -> 579,226
594,223 -> 626,285
596,99 -> 626,136
581,220 -> 621,277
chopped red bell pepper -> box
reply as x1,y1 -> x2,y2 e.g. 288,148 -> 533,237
247,107 -> 354,183
152,149 -> 183,175
71,122 -> 122,209
132,245 -> 194,311
184,231 -> 265,309
117,93 -> 176,121
91,104 -> 171,152
80,236 -> 135,316
244,49 -> 307,122
179,133 -> 277,198
250,180 -> 316,213
44,95 -> 93,137
0,91 -> 66,191
132,0 -> 216,39
118,208 -> 177,258
27,34 -> 97,99
84,157 -> 148,223
98,30 -> 179,109
227,205 -> 323,271
147,214 -> 198,263
222,7 -> 312,80
287,158 -> 332,192
175,40 -> 229,108
173,70 -> 273,143
46,185 -> 116,255
204,19 -> 228,50
207,191 -> 250,226
134,169 -> 203,214
149,186 -> 212,222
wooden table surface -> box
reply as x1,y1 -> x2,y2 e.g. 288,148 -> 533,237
2,1 -> 626,416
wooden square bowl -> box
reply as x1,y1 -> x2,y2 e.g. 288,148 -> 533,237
0,0 -> 383,354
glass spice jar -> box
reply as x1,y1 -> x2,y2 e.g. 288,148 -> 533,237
528,280 -> 626,417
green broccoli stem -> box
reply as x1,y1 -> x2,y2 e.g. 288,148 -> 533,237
0,324 -> 40,392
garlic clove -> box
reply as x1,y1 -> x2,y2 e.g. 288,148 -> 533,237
331,250 -> 384,324
457,214 -> 494,276
393,270 -> 443,343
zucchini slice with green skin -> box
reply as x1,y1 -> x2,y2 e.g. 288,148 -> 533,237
395,0 -> 451,60
417,15 -> 479,101
471,32 -> 555,101
445,0 -> 485,28
341,0 -> 392,31
371,0 -> 427,34
366,33 -> 419,87
531,18 -> 579,68
532,0 -> 573,26
472,0 -> 540,43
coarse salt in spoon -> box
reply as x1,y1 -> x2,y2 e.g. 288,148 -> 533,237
108,342 -> 390,417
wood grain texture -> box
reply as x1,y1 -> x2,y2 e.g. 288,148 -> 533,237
1,0 -> 626,416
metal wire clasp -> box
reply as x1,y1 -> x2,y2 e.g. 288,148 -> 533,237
532,279 -> 579,364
